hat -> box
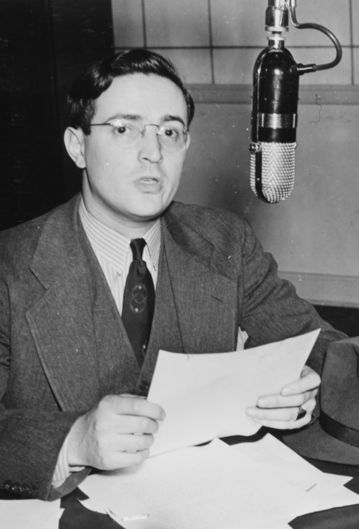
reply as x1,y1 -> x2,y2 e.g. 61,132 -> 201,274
281,337 -> 359,465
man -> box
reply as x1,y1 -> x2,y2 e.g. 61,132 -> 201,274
0,49 -> 345,501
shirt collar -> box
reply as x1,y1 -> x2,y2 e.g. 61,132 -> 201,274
78,198 -> 161,272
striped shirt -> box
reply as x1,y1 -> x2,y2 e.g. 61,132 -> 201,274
78,198 -> 161,313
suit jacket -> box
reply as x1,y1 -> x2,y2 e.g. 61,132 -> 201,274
0,195 -> 345,500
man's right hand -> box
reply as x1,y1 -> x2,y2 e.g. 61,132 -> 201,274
67,394 -> 165,470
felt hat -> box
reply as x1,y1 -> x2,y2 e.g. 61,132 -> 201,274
281,337 -> 359,465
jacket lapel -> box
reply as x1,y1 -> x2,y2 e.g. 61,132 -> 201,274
160,213 -> 238,354
26,197 -> 101,410
137,206 -> 239,392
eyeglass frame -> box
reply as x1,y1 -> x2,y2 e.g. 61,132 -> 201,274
88,118 -> 189,151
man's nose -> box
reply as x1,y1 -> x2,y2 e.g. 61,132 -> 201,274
138,127 -> 163,163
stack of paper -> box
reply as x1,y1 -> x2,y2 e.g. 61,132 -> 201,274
80,437 -> 359,529
78,330 -> 358,528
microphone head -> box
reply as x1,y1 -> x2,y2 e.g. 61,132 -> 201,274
249,142 -> 296,203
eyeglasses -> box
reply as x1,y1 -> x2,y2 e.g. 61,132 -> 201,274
89,119 -> 189,152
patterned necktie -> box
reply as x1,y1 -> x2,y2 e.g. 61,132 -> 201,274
122,238 -> 155,365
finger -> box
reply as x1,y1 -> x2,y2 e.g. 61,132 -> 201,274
111,433 -> 155,453
111,414 -> 161,435
247,398 -> 316,428
97,448 -> 151,470
100,395 -> 165,420
249,412 -> 312,430
247,406 -> 313,430
247,405 -> 299,422
257,389 -> 317,409
281,367 -> 321,396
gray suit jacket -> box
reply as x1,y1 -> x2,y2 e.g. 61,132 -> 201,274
0,195 -> 345,500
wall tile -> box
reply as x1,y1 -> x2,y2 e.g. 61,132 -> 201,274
294,48 -> 351,85
354,49 -> 359,84
110,0 -> 355,86
213,48 -> 259,84
158,49 -> 212,84
353,0 -> 359,46
210,0 -> 266,46
286,0 -> 350,47
145,0 -> 209,47
111,0 -> 144,47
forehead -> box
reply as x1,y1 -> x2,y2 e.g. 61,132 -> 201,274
93,73 -> 188,122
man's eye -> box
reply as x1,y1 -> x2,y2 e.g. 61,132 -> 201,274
114,125 -> 128,135
163,127 -> 179,139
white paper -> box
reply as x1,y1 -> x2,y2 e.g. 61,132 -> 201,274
80,439 -> 293,529
231,434 -> 358,518
80,437 -> 359,529
0,498 -> 62,529
148,329 -> 320,455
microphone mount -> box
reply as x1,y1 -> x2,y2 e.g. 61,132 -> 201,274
265,0 -> 342,75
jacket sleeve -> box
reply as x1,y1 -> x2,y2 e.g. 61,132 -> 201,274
0,277 -> 90,500
238,219 -> 346,374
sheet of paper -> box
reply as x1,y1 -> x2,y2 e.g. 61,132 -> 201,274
148,329 -> 320,455
230,434 -> 358,518
80,437 -> 359,529
80,439 -> 293,529
0,498 -> 62,529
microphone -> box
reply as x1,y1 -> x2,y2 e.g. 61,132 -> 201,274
250,0 -> 298,204
249,0 -> 342,204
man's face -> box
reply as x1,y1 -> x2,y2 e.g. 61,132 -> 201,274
68,73 -> 190,232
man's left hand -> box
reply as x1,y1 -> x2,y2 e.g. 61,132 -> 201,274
246,366 -> 320,430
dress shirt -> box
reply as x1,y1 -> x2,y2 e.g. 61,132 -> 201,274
52,198 -> 161,488
78,198 -> 161,311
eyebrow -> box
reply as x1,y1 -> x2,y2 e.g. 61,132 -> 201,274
106,113 -> 187,128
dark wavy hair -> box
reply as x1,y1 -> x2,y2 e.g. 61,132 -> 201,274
66,48 -> 195,134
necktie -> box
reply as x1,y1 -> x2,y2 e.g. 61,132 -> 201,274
122,238 -> 155,365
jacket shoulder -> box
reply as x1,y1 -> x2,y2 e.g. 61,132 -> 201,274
166,201 -> 254,247
0,196 -> 79,268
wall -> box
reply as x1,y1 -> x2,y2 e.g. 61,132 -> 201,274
111,0 -> 359,307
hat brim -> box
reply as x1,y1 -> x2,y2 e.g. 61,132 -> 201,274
280,419 -> 359,466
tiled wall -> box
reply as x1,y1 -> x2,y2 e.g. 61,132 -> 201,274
110,0 -> 359,306
111,0 -> 358,85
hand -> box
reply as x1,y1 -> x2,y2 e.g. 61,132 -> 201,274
246,366 -> 320,430
67,394 -> 165,470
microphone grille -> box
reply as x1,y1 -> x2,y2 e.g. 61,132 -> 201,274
250,142 -> 296,203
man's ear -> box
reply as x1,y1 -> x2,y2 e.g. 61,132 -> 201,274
185,131 -> 191,151
64,127 -> 86,169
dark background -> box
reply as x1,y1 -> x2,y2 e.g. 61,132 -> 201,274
0,0 -> 113,229
0,0 -> 357,335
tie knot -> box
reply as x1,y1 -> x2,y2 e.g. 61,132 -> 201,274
130,238 -> 146,261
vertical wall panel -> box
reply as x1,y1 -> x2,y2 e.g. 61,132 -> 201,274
0,0 -> 63,229
352,1 -> 359,46
293,49 -> 351,85
210,0 -> 265,46
159,49 -> 212,83
286,0 -> 350,46
145,0 -> 209,47
213,49 -> 258,84
112,0 -> 143,47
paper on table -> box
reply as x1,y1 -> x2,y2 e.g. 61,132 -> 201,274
230,434 -> 358,519
0,498 -> 62,529
80,437 -> 359,529
148,329 -> 320,456
80,439 -> 293,529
